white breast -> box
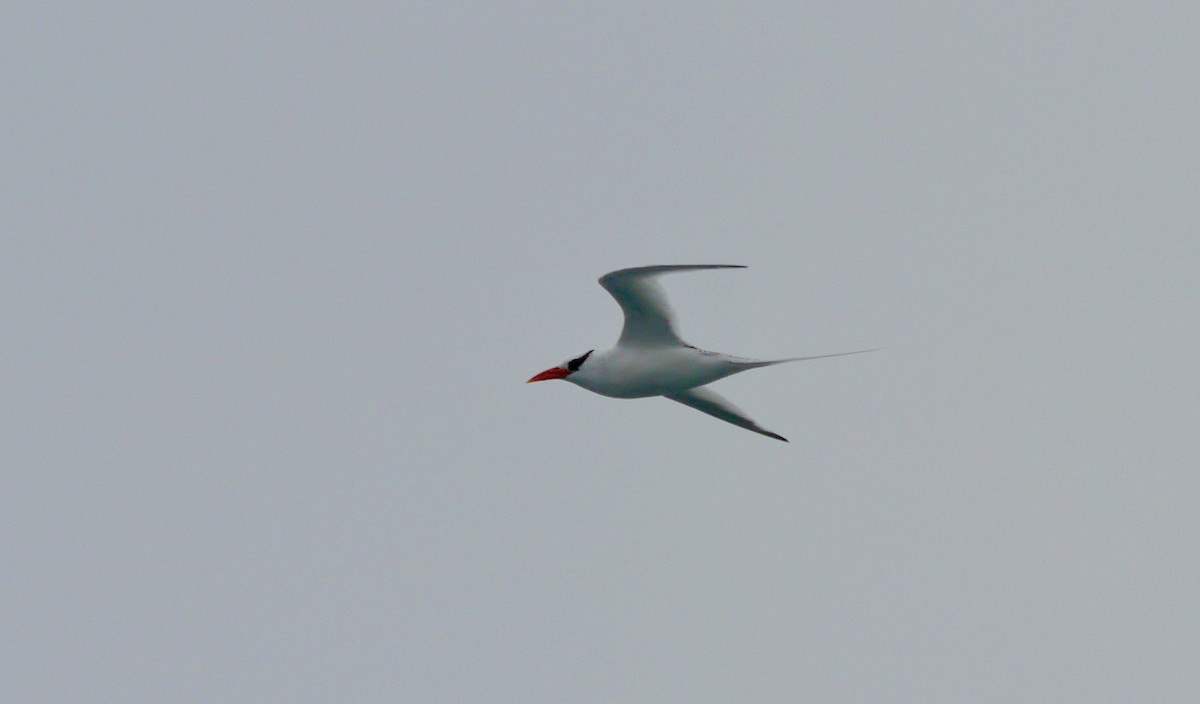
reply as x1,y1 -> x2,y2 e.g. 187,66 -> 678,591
566,346 -> 737,399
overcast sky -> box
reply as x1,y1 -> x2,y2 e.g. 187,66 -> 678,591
4,2 -> 1198,702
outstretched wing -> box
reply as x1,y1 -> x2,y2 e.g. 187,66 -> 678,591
598,265 -> 745,348
665,386 -> 788,442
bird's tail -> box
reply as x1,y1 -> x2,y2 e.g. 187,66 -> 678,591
736,348 -> 880,370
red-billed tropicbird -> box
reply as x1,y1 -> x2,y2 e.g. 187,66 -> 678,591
527,265 -> 872,442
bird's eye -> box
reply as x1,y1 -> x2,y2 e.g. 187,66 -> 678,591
567,349 -> 593,372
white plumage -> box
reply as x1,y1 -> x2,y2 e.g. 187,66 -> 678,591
528,265 -> 871,442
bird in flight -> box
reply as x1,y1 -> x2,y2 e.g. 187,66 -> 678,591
527,265 -> 872,442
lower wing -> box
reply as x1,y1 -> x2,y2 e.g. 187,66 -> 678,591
664,386 -> 788,443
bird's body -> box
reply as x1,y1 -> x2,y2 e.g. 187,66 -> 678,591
528,265 -> 871,442
566,344 -> 762,399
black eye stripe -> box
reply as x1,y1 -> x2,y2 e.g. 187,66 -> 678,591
567,349 -> 593,372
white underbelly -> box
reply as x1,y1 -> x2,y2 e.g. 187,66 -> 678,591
575,348 -> 733,398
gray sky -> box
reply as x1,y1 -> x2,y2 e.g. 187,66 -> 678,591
4,2 -> 1198,702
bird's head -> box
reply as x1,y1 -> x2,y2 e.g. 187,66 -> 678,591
527,349 -> 594,383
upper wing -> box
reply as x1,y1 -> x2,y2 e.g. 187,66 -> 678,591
665,386 -> 788,442
598,265 -> 745,348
